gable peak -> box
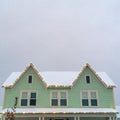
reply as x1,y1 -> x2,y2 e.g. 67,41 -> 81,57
28,63 -> 34,67
84,63 -> 91,67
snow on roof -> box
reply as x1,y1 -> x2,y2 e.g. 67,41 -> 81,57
2,71 -> 115,88
96,72 -> 116,87
1,108 -> 118,114
40,71 -> 79,86
2,72 -> 21,87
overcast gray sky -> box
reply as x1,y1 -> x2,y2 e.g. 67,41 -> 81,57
0,0 -> 120,106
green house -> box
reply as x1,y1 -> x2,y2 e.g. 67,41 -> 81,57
1,63 -> 118,120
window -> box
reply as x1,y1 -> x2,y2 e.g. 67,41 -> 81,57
21,92 -> 28,106
51,92 -> 58,106
60,92 -> 67,106
81,91 -> 98,107
82,91 -> 88,106
21,91 -> 37,107
30,92 -> 36,106
90,92 -> 98,106
51,91 -> 67,107
86,75 -> 90,84
28,75 -> 33,84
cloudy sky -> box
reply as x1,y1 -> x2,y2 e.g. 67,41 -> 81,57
0,0 -> 120,106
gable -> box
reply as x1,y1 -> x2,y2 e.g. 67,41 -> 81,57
72,67 -> 105,90
2,63 -> 47,88
72,64 -> 116,88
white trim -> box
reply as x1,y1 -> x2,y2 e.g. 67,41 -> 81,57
50,90 -> 68,107
19,90 -> 38,107
80,90 -> 99,107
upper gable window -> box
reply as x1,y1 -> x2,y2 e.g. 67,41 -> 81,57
86,75 -> 90,84
28,75 -> 33,84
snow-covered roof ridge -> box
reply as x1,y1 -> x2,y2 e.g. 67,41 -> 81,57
2,63 -> 116,88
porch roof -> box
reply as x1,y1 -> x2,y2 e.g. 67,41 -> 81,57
1,108 -> 118,114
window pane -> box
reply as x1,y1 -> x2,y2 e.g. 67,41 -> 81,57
31,93 -> 36,98
86,76 -> 90,83
52,92 -> 58,99
28,75 -> 32,83
30,99 -> 36,106
60,99 -> 67,106
52,99 -> 58,106
91,99 -> 97,106
91,92 -> 96,99
21,99 -> 27,106
82,92 -> 88,99
60,92 -> 66,99
82,99 -> 88,106
22,92 -> 27,98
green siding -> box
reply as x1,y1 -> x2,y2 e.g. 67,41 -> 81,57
68,67 -> 115,108
3,66 -> 115,109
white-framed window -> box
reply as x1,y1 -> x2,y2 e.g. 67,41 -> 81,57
51,92 -> 58,106
85,75 -> 91,84
27,75 -> 33,84
51,91 -> 68,107
20,91 -> 37,107
60,91 -> 67,106
81,90 -> 98,107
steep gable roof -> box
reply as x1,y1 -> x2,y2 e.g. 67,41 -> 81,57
2,63 -> 47,88
72,63 -> 116,88
2,63 -> 116,88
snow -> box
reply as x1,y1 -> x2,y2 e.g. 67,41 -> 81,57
2,71 -> 115,87
2,72 -> 21,87
40,71 -> 79,86
1,108 -> 118,114
97,72 -> 116,87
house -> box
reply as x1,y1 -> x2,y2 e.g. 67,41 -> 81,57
1,63 -> 118,120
